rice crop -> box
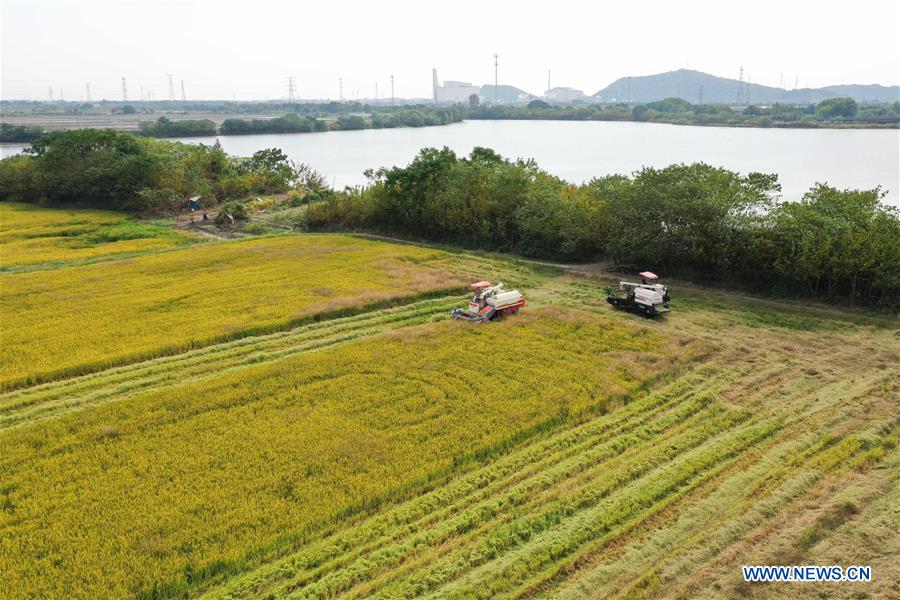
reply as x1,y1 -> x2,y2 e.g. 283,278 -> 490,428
0,308 -> 686,599
0,202 -> 196,271
0,234 -> 465,389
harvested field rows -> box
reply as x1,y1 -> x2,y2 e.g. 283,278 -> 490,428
202,331 -> 896,600
0,308 -> 692,599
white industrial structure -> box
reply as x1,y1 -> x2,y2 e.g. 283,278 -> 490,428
433,69 -> 479,104
544,86 -> 587,102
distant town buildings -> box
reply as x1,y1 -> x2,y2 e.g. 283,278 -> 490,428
433,69 -> 479,104
544,86 -> 587,102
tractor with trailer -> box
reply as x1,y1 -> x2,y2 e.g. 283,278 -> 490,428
606,271 -> 671,317
451,281 -> 526,323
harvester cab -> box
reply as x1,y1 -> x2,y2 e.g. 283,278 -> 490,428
606,271 -> 671,317
451,281 -> 526,323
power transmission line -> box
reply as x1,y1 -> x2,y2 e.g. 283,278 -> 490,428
493,53 -> 499,104
181,80 -> 186,102
121,77 -> 128,102
48,86 -> 53,101
166,73 -> 175,101
287,77 -> 296,102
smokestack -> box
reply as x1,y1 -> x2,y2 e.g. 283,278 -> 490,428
432,68 -> 439,103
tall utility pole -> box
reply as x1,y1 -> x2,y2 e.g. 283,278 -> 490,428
48,86 -> 53,101
375,81 -> 378,102
59,88 -> 64,101
287,77 -> 296,102
493,53 -> 499,104
338,77 -> 343,102
736,66 -> 744,106
85,83 -> 92,102
181,80 -> 186,101
166,74 -> 175,101
390,75 -> 395,106
140,85 -> 144,101
121,77 -> 128,102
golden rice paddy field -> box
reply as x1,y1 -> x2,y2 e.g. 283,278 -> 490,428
0,230 -> 466,389
0,205 -> 897,600
0,202 -> 197,272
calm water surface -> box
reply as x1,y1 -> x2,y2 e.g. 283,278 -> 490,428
4,120 -> 898,203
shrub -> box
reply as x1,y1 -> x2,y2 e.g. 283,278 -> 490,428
215,201 -> 248,226
242,222 -> 269,235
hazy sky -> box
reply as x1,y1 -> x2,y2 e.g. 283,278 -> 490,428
2,0 -> 899,101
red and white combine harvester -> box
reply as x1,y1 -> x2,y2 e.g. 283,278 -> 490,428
451,281 -> 526,323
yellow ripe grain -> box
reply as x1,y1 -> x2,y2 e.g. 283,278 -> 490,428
0,202 -> 193,269
0,234 -> 465,389
0,308 -> 678,599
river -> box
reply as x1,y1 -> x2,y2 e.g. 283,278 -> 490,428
3,120 -> 898,203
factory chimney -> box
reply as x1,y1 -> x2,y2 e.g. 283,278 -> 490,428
432,68 -> 440,103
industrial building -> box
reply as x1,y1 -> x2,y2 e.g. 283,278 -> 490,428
433,69 -> 480,104
544,86 -> 588,102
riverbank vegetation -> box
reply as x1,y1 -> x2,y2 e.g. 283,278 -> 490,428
137,116 -> 217,137
0,122 -> 45,142
0,129 -> 322,212
306,147 -> 900,308
471,97 -> 900,128
220,105 -> 465,135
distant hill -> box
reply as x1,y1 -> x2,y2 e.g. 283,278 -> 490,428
592,69 -> 899,104
479,84 -> 533,104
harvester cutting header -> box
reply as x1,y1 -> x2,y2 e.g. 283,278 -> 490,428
451,281 -> 525,323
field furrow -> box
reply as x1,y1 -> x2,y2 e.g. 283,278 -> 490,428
0,294 -> 465,430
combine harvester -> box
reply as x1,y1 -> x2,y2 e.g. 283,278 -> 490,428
451,281 -> 526,323
606,271 -> 671,317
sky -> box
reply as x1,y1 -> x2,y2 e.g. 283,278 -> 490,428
2,0 -> 899,102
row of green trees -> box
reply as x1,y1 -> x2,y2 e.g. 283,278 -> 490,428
470,98 -> 900,128
138,117 -> 217,137
0,129 -> 317,212
219,106 -> 465,136
0,123 -> 46,142
306,147 -> 899,308
221,113 -> 328,135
